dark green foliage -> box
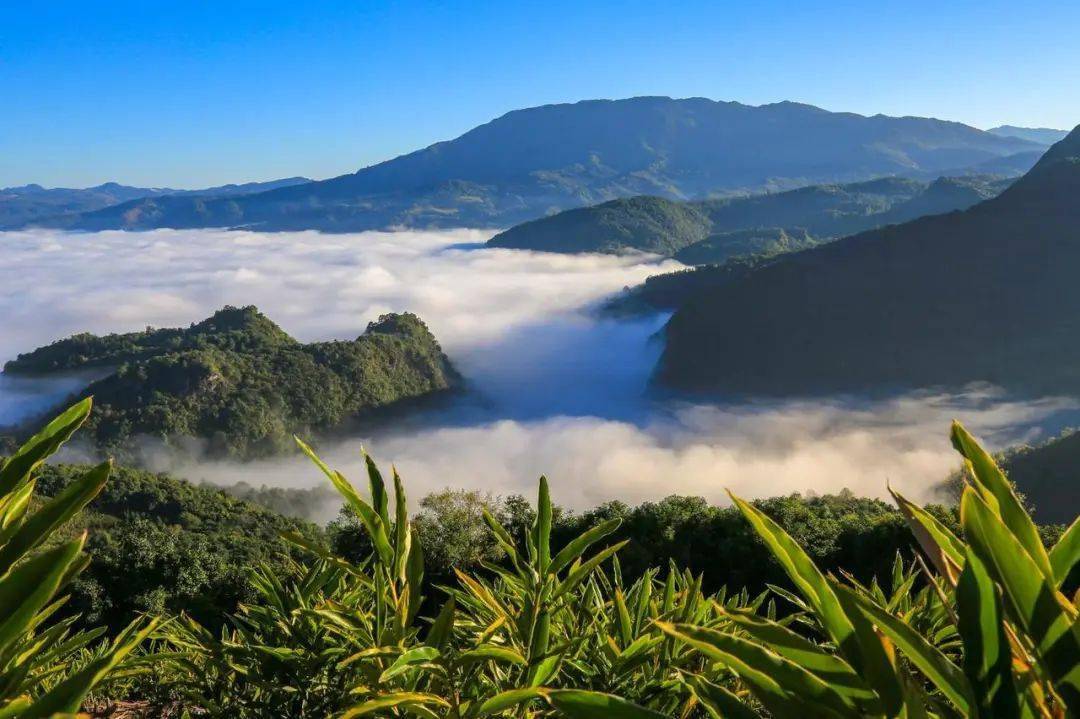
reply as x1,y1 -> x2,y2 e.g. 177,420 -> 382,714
27,98 -> 1035,233
489,175 -> 1010,257
658,125 -> 1080,395
9,307 -> 461,459
33,462 -> 323,630
999,429 -> 1080,525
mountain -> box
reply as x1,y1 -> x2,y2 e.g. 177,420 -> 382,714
0,177 -> 310,229
490,175 -> 1012,258
5,307 -> 461,458
22,97 -> 1037,233
999,431 -> 1080,524
988,125 -> 1070,145
656,124 -> 1080,396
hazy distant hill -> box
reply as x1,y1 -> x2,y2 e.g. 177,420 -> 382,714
0,177 -> 310,229
490,175 -> 1012,258
24,97 -> 1036,233
1001,430 -> 1080,524
6,307 -> 460,459
657,125 -> 1080,396
987,125 -> 1069,145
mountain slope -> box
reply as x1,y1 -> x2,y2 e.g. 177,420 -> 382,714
0,177 -> 310,229
490,175 -> 1011,258
6,307 -> 461,459
27,97 -> 1036,233
988,125 -> 1069,145
657,124 -> 1080,395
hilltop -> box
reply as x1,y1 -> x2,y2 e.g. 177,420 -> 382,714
489,174 -> 1011,258
6,307 -> 461,459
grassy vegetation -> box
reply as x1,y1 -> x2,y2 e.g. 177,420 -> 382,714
5,399 -> 1080,716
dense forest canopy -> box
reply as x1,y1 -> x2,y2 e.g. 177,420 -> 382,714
4,307 -> 461,459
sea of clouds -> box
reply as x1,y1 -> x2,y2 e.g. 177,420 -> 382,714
2,228 -> 1076,518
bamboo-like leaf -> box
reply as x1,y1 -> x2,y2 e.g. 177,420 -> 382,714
0,398 -> 91,495
536,476 -> 552,574
549,518 -> 621,577
951,421 -> 1053,582
656,621 -> 864,718
458,645 -> 527,666
545,689 -> 667,719
0,536 -> 85,657
426,598 -> 455,650
961,487 -> 1080,705
889,485 -> 966,582
956,549 -> 1020,718
295,437 -> 394,567
837,585 -> 972,714
0,461 -> 109,574
22,617 -> 159,717
1050,515 -> 1080,587
729,491 -> 903,714
393,468 -> 410,583
341,692 -> 449,718
553,542 -> 629,600
685,674 -> 759,719
474,687 -> 546,715
482,507 -> 521,568
379,646 -> 440,682
365,452 -> 390,528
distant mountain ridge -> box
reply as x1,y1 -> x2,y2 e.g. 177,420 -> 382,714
987,125 -> 1069,145
489,174 -> 1013,259
0,177 -> 311,229
657,124 -> 1080,396
17,97 -> 1037,233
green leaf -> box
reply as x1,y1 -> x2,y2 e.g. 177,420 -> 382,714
956,549 -> 1020,718
426,598 -> 455,650
473,687 -> 546,716
295,437 -> 394,568
961,487 -> 1080,705
545,690 -> 667,719
0,398 -> 91,495
951,421 -> 1053,582
553,542 -> 629,600
656,621 -> 864,718
729,492 -> 903,714
22,617 -> 159,717
0,461 -> 109,574
685,674 -> 759,719
0,536 -> 85,658
458,645 -> 527,666
889,485 -> 966,582
837,585 -> 972,714
341,692 -> 449,718
536,476 -> 552,574
549,518 -> 621,577
379,646 -> 440,683
1050,515 -> 1080,587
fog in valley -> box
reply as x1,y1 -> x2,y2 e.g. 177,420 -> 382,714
2,228 -> 1076,521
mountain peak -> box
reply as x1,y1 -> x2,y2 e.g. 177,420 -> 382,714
1029,124 -> 1080,170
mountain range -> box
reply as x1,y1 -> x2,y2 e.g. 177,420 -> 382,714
10,97 -> 1039,233
489,174 -> 1013,260
987,125 -> 1070,145
0,177 -> 310,229
656,125 -> 1080,396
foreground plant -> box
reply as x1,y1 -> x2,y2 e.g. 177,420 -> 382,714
0,398 -> 157,716
658,421 -> 1080,717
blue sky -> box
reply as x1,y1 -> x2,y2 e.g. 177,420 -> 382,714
2,0 -> 1078,188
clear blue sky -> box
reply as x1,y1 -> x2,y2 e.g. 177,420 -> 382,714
2,0 -> 1078,188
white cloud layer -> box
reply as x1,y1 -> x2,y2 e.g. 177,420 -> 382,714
2,228 -> 1077,516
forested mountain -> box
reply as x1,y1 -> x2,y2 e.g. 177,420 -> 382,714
489,174 -> 1011,258
0,177 -> 310,228
5,307 -> 460,458
657,125 -> 1080,395
21,97 -> 1035,232
1001,430 -> 1080,524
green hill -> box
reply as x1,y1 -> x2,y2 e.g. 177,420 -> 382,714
33,461 -> 322,630
1000,431 -> 1080,525
657,125 -> 1080,395
489,175 -> 1011,258
6,307 -> 461,459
